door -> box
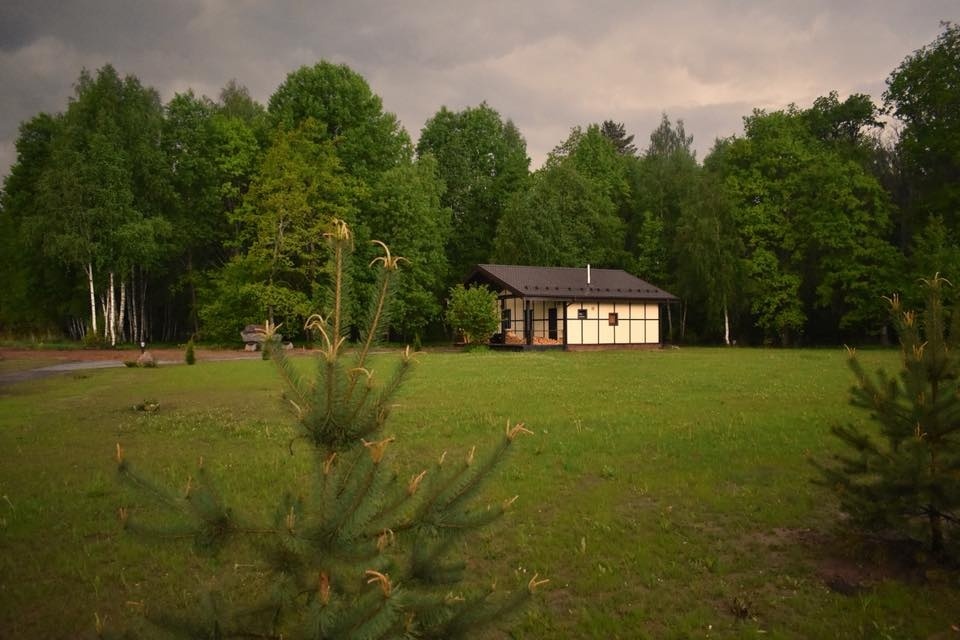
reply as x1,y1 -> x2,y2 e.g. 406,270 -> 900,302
548,307 -> 558,340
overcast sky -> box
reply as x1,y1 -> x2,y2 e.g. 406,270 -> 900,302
0,1 -> 956,181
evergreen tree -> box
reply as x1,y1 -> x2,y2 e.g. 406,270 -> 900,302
114,220 -> 542,638
600,120 -> 637,156
816,275 -> 960,556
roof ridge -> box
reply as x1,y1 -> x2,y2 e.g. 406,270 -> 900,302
480,263 -> 624,272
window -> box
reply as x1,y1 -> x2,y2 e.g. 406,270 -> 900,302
608,312 -> 619,326
501,308 -> 511,332
577,309 -> 588,320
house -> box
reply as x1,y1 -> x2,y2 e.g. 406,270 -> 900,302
465,264 -> 679,350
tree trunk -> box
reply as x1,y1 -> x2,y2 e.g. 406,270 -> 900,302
681,302 -> 687,341
139,275 -> 148,343
117,277 -> 127,344
188,251 -> 199,338
723,298 -> 731,346
85,262 -> 98,336
666,303 -> 673,343
108,271 -> 117,347
128,267 -> 138,346
100,292 -> 108,343
929,509 -> 944,555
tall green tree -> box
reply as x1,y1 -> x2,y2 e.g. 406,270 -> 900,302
629,115 -> 699,289
35,66 -> 172,345
712,100 -> 900,344
266,61 -> 416,337
210,81 -> 265,244
803,91 -> 883,153
417,103 -> 529,281
674,170 -> 744,344
163,84 -> 266,339
885,22 -> 960,235
547,124 -> 631,211
492,161 -> 622,267
201,123 -> 359,340
163,92 -> 222,336
268,61 -> 411,181
0,113 -> 82,335
365,154 -> 451,341
492,126 -> 626,268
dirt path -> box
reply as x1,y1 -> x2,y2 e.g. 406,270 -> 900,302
0,347 -> 261,388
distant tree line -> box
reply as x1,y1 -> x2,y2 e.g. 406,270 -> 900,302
2,23 -> 959,346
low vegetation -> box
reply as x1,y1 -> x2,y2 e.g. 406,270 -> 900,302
2,347 -> 959,638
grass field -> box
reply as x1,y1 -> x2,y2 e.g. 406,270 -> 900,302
1,347 -> 958,639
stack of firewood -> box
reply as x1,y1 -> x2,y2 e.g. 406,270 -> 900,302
504,331 -> 524,345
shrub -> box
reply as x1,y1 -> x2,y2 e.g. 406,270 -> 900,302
445,284 -> 499,345
184,339 -> 196,365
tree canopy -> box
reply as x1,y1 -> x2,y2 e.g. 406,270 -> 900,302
2,26 -> 959,346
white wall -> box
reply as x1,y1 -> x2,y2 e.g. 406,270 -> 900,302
498,297 -> 565,342
499,295 -> 662,345
566,302 -> 660,345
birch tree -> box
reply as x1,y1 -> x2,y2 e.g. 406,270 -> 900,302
675,171 -> 744,344
34,66 -> 171,345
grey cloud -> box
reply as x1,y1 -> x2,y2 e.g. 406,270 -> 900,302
0,0 -> 956,178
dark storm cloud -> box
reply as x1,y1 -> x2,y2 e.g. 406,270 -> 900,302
0,0 -> 957,179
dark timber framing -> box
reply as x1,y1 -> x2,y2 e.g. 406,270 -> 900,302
465,264 -> 679,350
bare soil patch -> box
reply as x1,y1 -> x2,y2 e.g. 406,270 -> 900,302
0,347 -> 251,363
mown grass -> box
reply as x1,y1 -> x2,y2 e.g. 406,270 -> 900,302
1,348 -> 958,639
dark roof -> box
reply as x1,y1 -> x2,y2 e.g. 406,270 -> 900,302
466,264 -> 678,302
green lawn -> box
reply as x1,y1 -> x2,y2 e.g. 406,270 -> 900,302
1,348 -> 958,639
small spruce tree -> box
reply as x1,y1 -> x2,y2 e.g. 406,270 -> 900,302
113,220 -> 543,638
817,275 -> 960,556
184,338 -> 196,365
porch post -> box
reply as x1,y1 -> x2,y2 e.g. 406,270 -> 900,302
524,299 -> 532,345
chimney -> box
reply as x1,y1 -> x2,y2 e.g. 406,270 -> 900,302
587,264 -> 591,285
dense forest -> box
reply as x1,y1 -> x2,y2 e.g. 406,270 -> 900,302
1,24 -> 958,347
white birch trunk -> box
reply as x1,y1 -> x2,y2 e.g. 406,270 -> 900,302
129,267 -> 138,344
723,298 -> 731,346
85,262 -> 98,336
666,303 -> 673,342
139,277 -> 147,343
108,271 -> 117,347
100,292 -> 108,342
117,277 -> 127,344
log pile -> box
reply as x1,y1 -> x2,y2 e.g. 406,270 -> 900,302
501,331 -> 560,346
504,331 -> 524,345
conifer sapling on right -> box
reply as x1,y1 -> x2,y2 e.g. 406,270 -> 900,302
816,275 -> 960,557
